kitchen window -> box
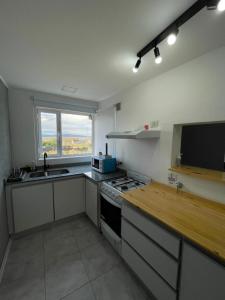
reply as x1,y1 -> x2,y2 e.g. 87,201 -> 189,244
37,108 -> 93,159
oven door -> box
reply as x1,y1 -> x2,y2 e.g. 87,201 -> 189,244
100,193 -> 121,238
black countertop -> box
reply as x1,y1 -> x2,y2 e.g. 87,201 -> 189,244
6,164 -> 126,185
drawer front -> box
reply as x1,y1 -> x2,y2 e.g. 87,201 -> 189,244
122,241 -> 177,300
122,219 -> 178,289
122,202 -> 180,258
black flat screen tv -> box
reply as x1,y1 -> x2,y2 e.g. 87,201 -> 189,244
180,123 -> 225,171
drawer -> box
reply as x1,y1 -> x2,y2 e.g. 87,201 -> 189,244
122,241 -> 177,300
122,219 -> 178,289
122,202 -> 180,258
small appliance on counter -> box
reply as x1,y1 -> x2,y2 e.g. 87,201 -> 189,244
91,143 -> 117,174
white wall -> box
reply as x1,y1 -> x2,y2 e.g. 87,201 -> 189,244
0,78 -> 11,265
8,88 -> 98,167
96,46 -> 225,204
94,107 -> 115,156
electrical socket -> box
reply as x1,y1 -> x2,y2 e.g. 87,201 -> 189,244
150,120 -> 159,128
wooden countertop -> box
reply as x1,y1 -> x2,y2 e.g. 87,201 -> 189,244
121,182 -> 225,261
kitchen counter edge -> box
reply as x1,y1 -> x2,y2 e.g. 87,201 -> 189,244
6,165 -> 126,186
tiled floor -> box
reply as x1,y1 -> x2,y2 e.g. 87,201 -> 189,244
0,215 -> 152,300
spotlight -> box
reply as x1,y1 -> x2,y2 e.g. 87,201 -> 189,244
167,28 -> 179,45
218,0 -> 225,11
206,0 -> 224,10
154,47 -> 162,64
132,57 -> 141,73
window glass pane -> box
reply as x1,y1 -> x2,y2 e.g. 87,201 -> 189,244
61,113 -> 92,156
40,112 -> 57,156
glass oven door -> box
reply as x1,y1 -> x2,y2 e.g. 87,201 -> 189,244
100,193 -> 121,238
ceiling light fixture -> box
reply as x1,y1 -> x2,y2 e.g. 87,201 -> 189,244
206,0 -> 225,10
132,57 -> 141,73
217,0 -> 225,11
133,0 -> 223,72
61,85 -> 78,93
154,47 -> 162,64
167,28 -> 179,45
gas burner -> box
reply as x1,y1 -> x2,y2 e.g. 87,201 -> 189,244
112,178 -> 146,192
101,174 -> 150,202
107,177 -> 134,187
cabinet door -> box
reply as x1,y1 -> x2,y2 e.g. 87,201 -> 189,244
85,179 -> 98,226
180,242 -> 225,300
54,177 -> 85,220
12,183 -> 54,233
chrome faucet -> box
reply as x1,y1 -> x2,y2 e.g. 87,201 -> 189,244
176,181 -> 183,193
43,152 -> 48,172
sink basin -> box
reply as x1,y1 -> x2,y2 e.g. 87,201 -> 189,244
29,171 -> 46,178
29,169 -> 69,178
47,169 -> 69,176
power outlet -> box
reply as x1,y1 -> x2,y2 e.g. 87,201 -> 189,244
168,172 -> 178,185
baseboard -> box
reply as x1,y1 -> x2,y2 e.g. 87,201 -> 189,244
0,238 -> 12,283
12,212 -> 86,239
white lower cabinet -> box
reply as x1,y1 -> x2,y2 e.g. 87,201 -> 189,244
122,201 -> 180,258
122,219 -> 178,289
122,202 -> 225,300
11,177 -> 86,233
122,241 -> 177,300
85,178 -> 98,226
122,202 -> 179,300
12,183 -> 54,233
54,177 -> 85,220
180,242 -> 225,300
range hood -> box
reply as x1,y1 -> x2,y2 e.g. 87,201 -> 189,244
106,128 -> 160,139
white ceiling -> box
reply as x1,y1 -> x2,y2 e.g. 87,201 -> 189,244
0,0 -> 225,101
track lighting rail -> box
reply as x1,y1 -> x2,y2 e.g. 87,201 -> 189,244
133,0 -> 223,72
137,0 -> 208,58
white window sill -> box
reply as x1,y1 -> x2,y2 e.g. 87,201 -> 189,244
37,155 -> 91,166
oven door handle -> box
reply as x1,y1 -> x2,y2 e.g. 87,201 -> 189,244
100,192 -> 121,208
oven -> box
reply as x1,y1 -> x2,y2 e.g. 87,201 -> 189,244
100,192 -> 122,253
100,193 -> 121,237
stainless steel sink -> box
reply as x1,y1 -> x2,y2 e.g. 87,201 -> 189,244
47,169 -> 69,176
29,169 -> 69,178
29,171 -> 46,178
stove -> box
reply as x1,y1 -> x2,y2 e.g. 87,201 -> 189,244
101,173 -> 150,205
106,176 -> 145,192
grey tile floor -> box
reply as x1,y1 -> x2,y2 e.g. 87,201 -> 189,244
0,215 -> 152,300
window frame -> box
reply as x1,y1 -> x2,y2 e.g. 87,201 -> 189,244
36,107 -> 93,161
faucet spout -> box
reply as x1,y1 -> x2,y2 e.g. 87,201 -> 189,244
44,152 -> 48,172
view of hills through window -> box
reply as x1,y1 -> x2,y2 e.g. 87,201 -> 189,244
40,111 -> 92,157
